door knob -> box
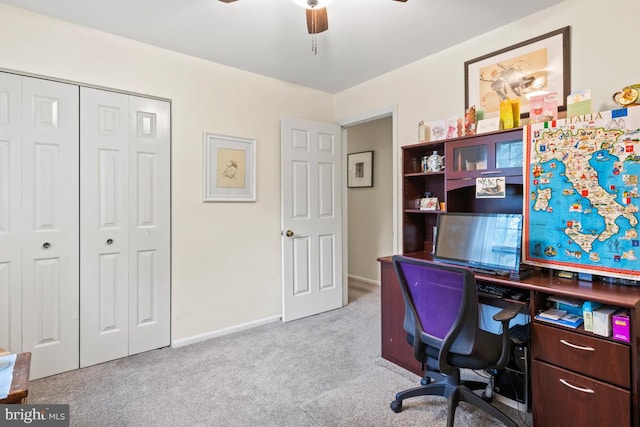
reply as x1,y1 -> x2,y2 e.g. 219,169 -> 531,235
106,239 -> 114,245
42,242 -> 51,249
285,230 -> 294,237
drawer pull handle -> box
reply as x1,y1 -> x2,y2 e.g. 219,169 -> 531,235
559,378 -> 595,394
559,339 -> 595,351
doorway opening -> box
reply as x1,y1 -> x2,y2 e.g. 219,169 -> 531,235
340,107 -> 398,303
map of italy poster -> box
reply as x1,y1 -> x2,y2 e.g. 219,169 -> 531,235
524,107 -> 640,280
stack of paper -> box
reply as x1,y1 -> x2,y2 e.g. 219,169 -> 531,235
537,308 -> 566,320
535,309 -> 584,329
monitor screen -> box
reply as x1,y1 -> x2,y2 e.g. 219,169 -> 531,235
434,212 -> 523,273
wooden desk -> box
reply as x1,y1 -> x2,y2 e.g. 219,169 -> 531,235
379,254 -> 640,427
0,352 -> 31,404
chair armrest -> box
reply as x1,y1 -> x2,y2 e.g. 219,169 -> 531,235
492,304 -> 522,369
493,304 -> 522,322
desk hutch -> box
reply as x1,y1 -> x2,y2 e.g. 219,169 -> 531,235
380,128 -> 640,426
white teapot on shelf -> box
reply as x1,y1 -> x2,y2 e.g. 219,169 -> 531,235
426,151 -> 444,172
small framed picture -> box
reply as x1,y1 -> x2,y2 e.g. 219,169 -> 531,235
203,132 -> 256,202
476,177 -> 505,198
347,151 -> 374,188
420,197 -> 439,211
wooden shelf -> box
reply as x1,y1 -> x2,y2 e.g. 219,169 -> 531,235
401,128 -> 524,254
404,171 -> 445,177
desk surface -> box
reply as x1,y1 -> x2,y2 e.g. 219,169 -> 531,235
379,253 -> 640,310
0,352 -> 31,404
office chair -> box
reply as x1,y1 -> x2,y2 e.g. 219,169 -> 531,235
390,255 -> 519,427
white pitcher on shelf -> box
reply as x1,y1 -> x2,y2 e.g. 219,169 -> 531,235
426,151 -> 444,172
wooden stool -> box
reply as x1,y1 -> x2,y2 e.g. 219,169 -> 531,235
0,352 -> 31,404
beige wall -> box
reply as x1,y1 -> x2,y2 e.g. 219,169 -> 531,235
1,0 -> 637,345
333,0 -> 639,254
347,117 -> 393,283
0,4 -> 333,343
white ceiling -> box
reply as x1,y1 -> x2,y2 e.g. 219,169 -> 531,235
1,0 -> 564,93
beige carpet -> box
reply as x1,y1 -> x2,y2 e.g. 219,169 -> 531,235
303,359 -> 531,426
28,281 -> 531,426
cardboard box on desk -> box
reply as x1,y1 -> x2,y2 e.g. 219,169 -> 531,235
612,310 -> 631,343
593,306 -> 618,337
582,300 -> 602,333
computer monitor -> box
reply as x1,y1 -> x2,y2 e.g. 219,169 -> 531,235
433,212 -> 523,274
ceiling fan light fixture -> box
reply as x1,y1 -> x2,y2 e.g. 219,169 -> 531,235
292,0 -> 334,9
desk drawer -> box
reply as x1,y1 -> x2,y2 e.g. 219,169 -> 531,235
532,360 -> 630,426
532,323 -> 630,388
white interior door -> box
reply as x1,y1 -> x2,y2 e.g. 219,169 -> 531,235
127,95 -> 170,355
21,76 -> 79,379
80,87 -> 130,367
0,72 -> 22,354
281,118 -> 343,322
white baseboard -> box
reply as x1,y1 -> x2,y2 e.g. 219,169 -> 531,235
348,274 -> 380,286
494,393 -> 526,411
171,314 -> 281,348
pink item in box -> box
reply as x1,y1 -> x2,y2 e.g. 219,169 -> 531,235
612,310 -> 630,343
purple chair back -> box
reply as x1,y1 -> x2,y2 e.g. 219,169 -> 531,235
393,256 -> 479,356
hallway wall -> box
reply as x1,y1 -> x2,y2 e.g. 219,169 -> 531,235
347,117 -> 393,283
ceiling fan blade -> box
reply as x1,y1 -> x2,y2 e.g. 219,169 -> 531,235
306,7 -> 328,34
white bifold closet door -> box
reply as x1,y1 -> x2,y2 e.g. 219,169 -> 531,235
0,73 -> 81,379
0,72 -> 23,355
0,75 -> 170,378
79,87 -> 170,367
22,77 -> 80,379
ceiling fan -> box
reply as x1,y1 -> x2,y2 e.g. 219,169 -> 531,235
218,0 -> 407,35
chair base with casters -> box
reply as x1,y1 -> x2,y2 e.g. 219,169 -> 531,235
390,367 -> 517,427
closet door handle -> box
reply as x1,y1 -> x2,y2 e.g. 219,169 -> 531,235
42,242 -> 51,249
106,239 -> 114,245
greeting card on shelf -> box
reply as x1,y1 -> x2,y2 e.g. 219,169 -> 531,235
464,106 -> 476,136
418,120 -> 430,142
567,89 -> 592,117
476,117 -> 500,134
529,92 -> 558,123
429,120 -> 446,141
446,117 -> 459,139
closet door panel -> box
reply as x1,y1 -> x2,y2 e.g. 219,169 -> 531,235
21,77 -> 79,379
0,72 -> 22,353
80,87 -> 129,367
128,96 -> 170,355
